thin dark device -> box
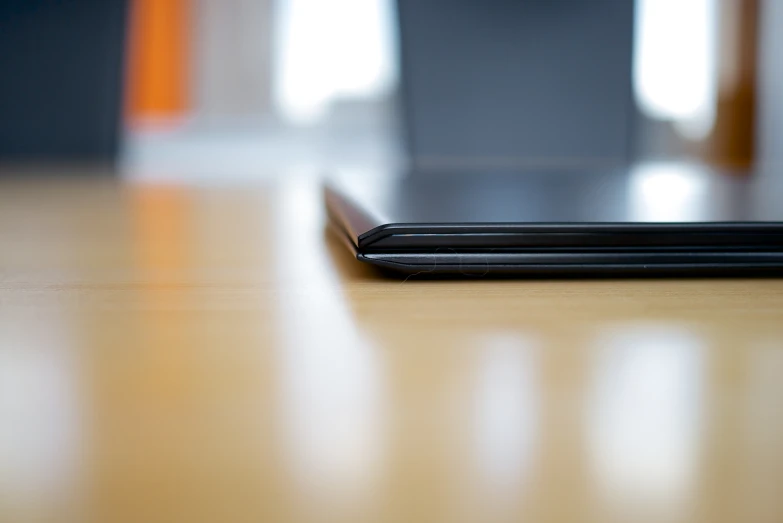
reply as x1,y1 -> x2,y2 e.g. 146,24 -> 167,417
325,168 -> 783,276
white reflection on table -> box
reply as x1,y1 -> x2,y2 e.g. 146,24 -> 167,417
472,333 -> 538,490
272,177 -> 388,503
587,324 -> 704,515
0,315 -> 83,520
740,340 -> 783,520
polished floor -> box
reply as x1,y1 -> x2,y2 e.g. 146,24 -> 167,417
1,174 -> 782,523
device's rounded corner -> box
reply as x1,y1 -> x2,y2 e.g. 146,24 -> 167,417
357,223 -> 398,248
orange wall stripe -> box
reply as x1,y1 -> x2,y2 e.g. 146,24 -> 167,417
126,0 -> 191,122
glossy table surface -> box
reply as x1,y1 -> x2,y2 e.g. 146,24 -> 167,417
1,174 -> 782,523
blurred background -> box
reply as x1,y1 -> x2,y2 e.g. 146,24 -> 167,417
0,0 -> 781,178
2,6 -> 783,523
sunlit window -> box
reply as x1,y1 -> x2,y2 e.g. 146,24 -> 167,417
634,0 -> 719,139
272,0 -> 398,125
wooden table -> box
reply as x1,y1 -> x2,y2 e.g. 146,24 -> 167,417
1,174 -> 782,523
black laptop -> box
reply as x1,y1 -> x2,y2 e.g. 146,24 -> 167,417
325,167 -> 783,276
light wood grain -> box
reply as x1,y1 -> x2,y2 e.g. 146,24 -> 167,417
1,174 -> 782,523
